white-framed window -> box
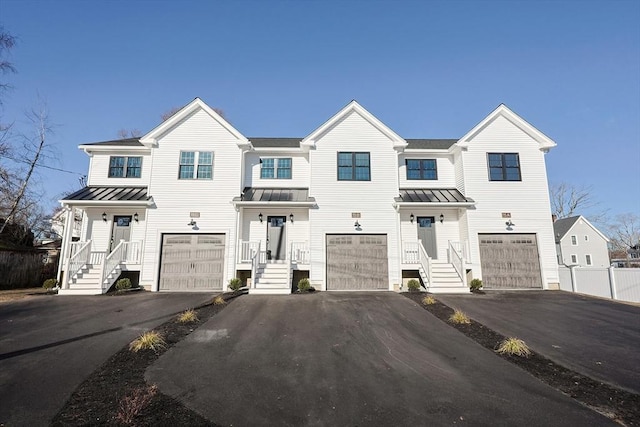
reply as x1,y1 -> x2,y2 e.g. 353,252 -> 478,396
585,254 -> 592,266
571,254 -> 578,264
260,158 -> 292,179
108,156 -> 142,178
571,235 -> 578,246
178,151 -> 213,180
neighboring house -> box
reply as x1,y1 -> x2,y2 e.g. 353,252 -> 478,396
611,245 -> 640,268
51,207 -> 83,241
57,99 -> 559,295
553,215 -> 610,267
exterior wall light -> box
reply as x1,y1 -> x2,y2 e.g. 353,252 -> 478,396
354,221 -> 361,230
102,212 -> 107,222
439,214 -> 444,223
134,212 -> 139,222
259,213 -> 263,223
410,213 -> 415,223
505,220 -> 515,230
289,213 -> 294,223
188,219 -> 197,227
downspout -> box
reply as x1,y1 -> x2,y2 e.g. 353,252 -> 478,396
394,203 -> 403,291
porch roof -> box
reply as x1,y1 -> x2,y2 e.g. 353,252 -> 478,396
233,187 -> 316,206
60,186 -> 152,206
395,188 -> 475,206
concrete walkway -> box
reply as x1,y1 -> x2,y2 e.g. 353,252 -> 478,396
437,290 -> 640,394
0,292 -> 212,426
147,293 -> 613,426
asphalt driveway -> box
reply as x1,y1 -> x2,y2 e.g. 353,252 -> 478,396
0,292 -> 212,426
147,293 -> 613,426
437,291 -> 640,394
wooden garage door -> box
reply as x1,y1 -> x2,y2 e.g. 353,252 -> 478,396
326,234 -> 388,290
479,234 -> 542,289
159,234 -> 225,291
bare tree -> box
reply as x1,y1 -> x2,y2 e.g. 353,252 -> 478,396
0,26 -> 16,101
117,128 -> 142,139
549,182 -> 608,223
0,102 -> 52,235
607,213 -> 640,252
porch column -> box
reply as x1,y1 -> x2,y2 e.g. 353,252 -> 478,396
56,206 -> 75,284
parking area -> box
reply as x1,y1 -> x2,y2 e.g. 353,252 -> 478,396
147,292 -> 614,426
0,292 -> 212,426
437,290 -> 640,394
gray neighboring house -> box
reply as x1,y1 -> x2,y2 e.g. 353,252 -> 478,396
554,215 -> 610,267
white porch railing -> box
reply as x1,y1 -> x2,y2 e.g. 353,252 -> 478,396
103,240 -> 126,287
250,241 -> 262,289
123,240 -> 143,263
67,240 -> 92,282
239,241 -> 260,263
418,240 -> 432,288
448,240 -> 467,287
290,241 -> 310,264
402,241 -> 420,263
449,240 -> 470,262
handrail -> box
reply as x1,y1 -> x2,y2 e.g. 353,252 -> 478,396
251,241 -> 261,289
122,240 -> 143,263
67,240 -> 92,286
448,240 -> 467,287
290,241 -> 310,264
102,240 -> 125,289
286,249 -> 292,293
239,241 -> 260,263
402,241 -> 420,263
417,239 -> 432,289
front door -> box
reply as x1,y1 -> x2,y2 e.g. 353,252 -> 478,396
417,216 -> 437,258
267,216 -> 286,260
110,215 -> 132,252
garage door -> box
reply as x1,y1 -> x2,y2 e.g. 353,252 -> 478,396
326,234 -> 388,290
159,234 -> 225,291
479,234 -> 542,289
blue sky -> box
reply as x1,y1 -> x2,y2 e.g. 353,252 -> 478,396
2,0 -> 639,219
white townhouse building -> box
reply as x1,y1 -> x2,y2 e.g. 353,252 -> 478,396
56,98 -> 559,295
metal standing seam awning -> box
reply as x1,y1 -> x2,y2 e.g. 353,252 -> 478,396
59,186 -> 153,206
394,189 -> 475,207
232,187 -> 317,207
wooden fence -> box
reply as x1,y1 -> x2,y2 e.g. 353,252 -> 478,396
0,250 -> 47,290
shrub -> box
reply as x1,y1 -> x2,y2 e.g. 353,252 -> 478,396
228,277 -> 242,291
496,337 -> 532,357
116,384 -> 158,425
470,278 -> 483,291
42,278 -> 58,289
177,309 -> 198,324
297,278 -> 311,293
422,295 -> 436,305
449,309 -> 471,324
129,331 -> 166,353
407,279 -> 420,292
116,278 -> 132,291
213,295 -> 226,305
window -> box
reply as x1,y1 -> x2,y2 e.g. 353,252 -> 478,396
487,153 -> 521,181
109,156 -> 142,178
260,158 -> 292,179
571,235 -> 578,246
571,254 -> 578,264
584,235 -> 589,242
338,152 -> 370,181
585,254 -> 592,266
179,151 -> 213,180
406,159 -> 437,180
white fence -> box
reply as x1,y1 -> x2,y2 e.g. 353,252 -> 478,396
558,266 -> 640,303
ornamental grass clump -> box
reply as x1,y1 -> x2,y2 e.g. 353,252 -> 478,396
213,295 -> 226,305
449,309 -> 471,325
228,278 -> 242,291
422,295 -> 436,305
407,279 -> 420,292
129,331 -> 166,353
496,337 -> 532,357
116,384 -> 158,425
177,309 -> 198,324
42,278 -> 58,289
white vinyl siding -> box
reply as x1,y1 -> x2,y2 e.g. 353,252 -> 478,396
140,107 -> 241,291
460,114 -> 558,288
243,153 -> 309,188
86,152 -> 151,186
308,109 -> 400,290
586,254 -> 592,266
399,155 -> 456,188
571,254 -> 578,264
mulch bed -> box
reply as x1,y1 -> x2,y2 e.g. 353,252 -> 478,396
51,293 -> 246,426
404,292 -> 640,426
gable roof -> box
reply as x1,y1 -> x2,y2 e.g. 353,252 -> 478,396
553,215 -> 609,243
139,98 -> 250,149
81,138 -> 143,147
457,104 -> 556,151
301,100 -> 407,151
